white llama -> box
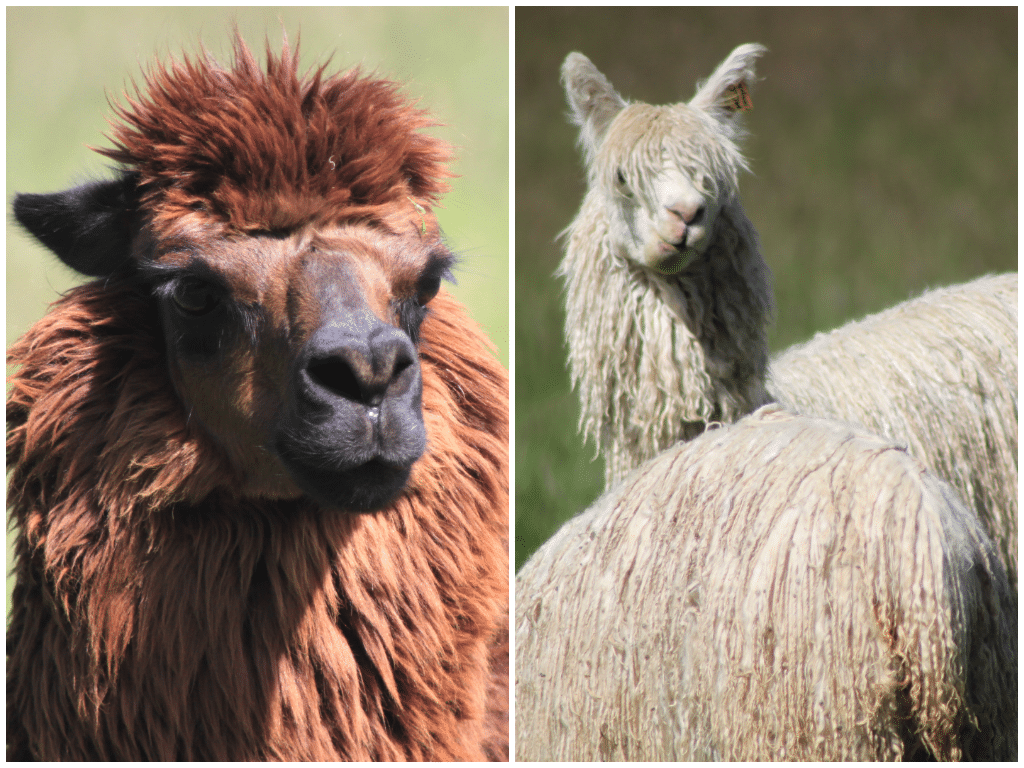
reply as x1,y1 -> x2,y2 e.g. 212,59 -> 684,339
558,44 -> 1017,580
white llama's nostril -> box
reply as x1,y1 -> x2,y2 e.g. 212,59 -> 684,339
668,203 -> 704,225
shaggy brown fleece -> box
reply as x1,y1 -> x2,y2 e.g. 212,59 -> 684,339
7,34 -> 508,762
7,283 -> 509,761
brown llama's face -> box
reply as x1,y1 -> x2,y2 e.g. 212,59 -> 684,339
143,218 -> 452,511
13,173 -> 452,512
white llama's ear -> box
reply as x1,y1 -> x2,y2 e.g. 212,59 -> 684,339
689,43 -> 767,121
562,52 -> 628,159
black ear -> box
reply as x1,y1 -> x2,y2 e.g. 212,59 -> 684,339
13,171 -> 141,277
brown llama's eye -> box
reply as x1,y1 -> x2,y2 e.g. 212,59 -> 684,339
415,252 -> 453,306
171,278 -> 221,316
417,274 -> 442,306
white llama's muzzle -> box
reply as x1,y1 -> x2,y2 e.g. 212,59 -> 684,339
641,166 -> 716,274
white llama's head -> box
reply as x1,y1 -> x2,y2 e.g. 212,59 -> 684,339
562,43 -> 766,274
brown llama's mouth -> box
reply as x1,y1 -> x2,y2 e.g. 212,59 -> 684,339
279,450 -> 417,513
272,409 -> 425,512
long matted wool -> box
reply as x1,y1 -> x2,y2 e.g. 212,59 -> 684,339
770,273 -> 1018,584
515,406 -> 1016,761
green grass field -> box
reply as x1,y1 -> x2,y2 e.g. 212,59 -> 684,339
515,8 -> 1017,569
6,7 -> 508,616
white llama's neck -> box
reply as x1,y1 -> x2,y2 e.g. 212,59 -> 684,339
660,198 -> 775,416
561,192 -> 774,487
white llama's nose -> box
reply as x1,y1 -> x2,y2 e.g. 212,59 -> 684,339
666,201 -> 704,225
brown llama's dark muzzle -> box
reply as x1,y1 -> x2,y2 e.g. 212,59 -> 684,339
274,307 -> 426,512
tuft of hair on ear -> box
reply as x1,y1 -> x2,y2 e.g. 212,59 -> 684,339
561,52 -> 628,166
689,43 -> 767,125
13,171 -> 141,277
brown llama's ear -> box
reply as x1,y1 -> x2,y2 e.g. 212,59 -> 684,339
13,171 -> 141,277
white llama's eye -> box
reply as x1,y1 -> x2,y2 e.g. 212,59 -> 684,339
615,169 -> 632,197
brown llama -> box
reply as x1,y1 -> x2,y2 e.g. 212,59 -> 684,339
6,35 -> 509,761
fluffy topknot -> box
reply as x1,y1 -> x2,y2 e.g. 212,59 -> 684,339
99,34 -> 452,233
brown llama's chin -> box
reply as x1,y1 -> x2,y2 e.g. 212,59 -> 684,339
280,455 -> 417,512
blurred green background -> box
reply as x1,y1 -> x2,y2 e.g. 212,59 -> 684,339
6,7 -> 508,613
515,8 -> 1017,569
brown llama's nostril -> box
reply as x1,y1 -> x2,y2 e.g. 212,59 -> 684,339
308,353 -> 365,403
306,330 -> 417,407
